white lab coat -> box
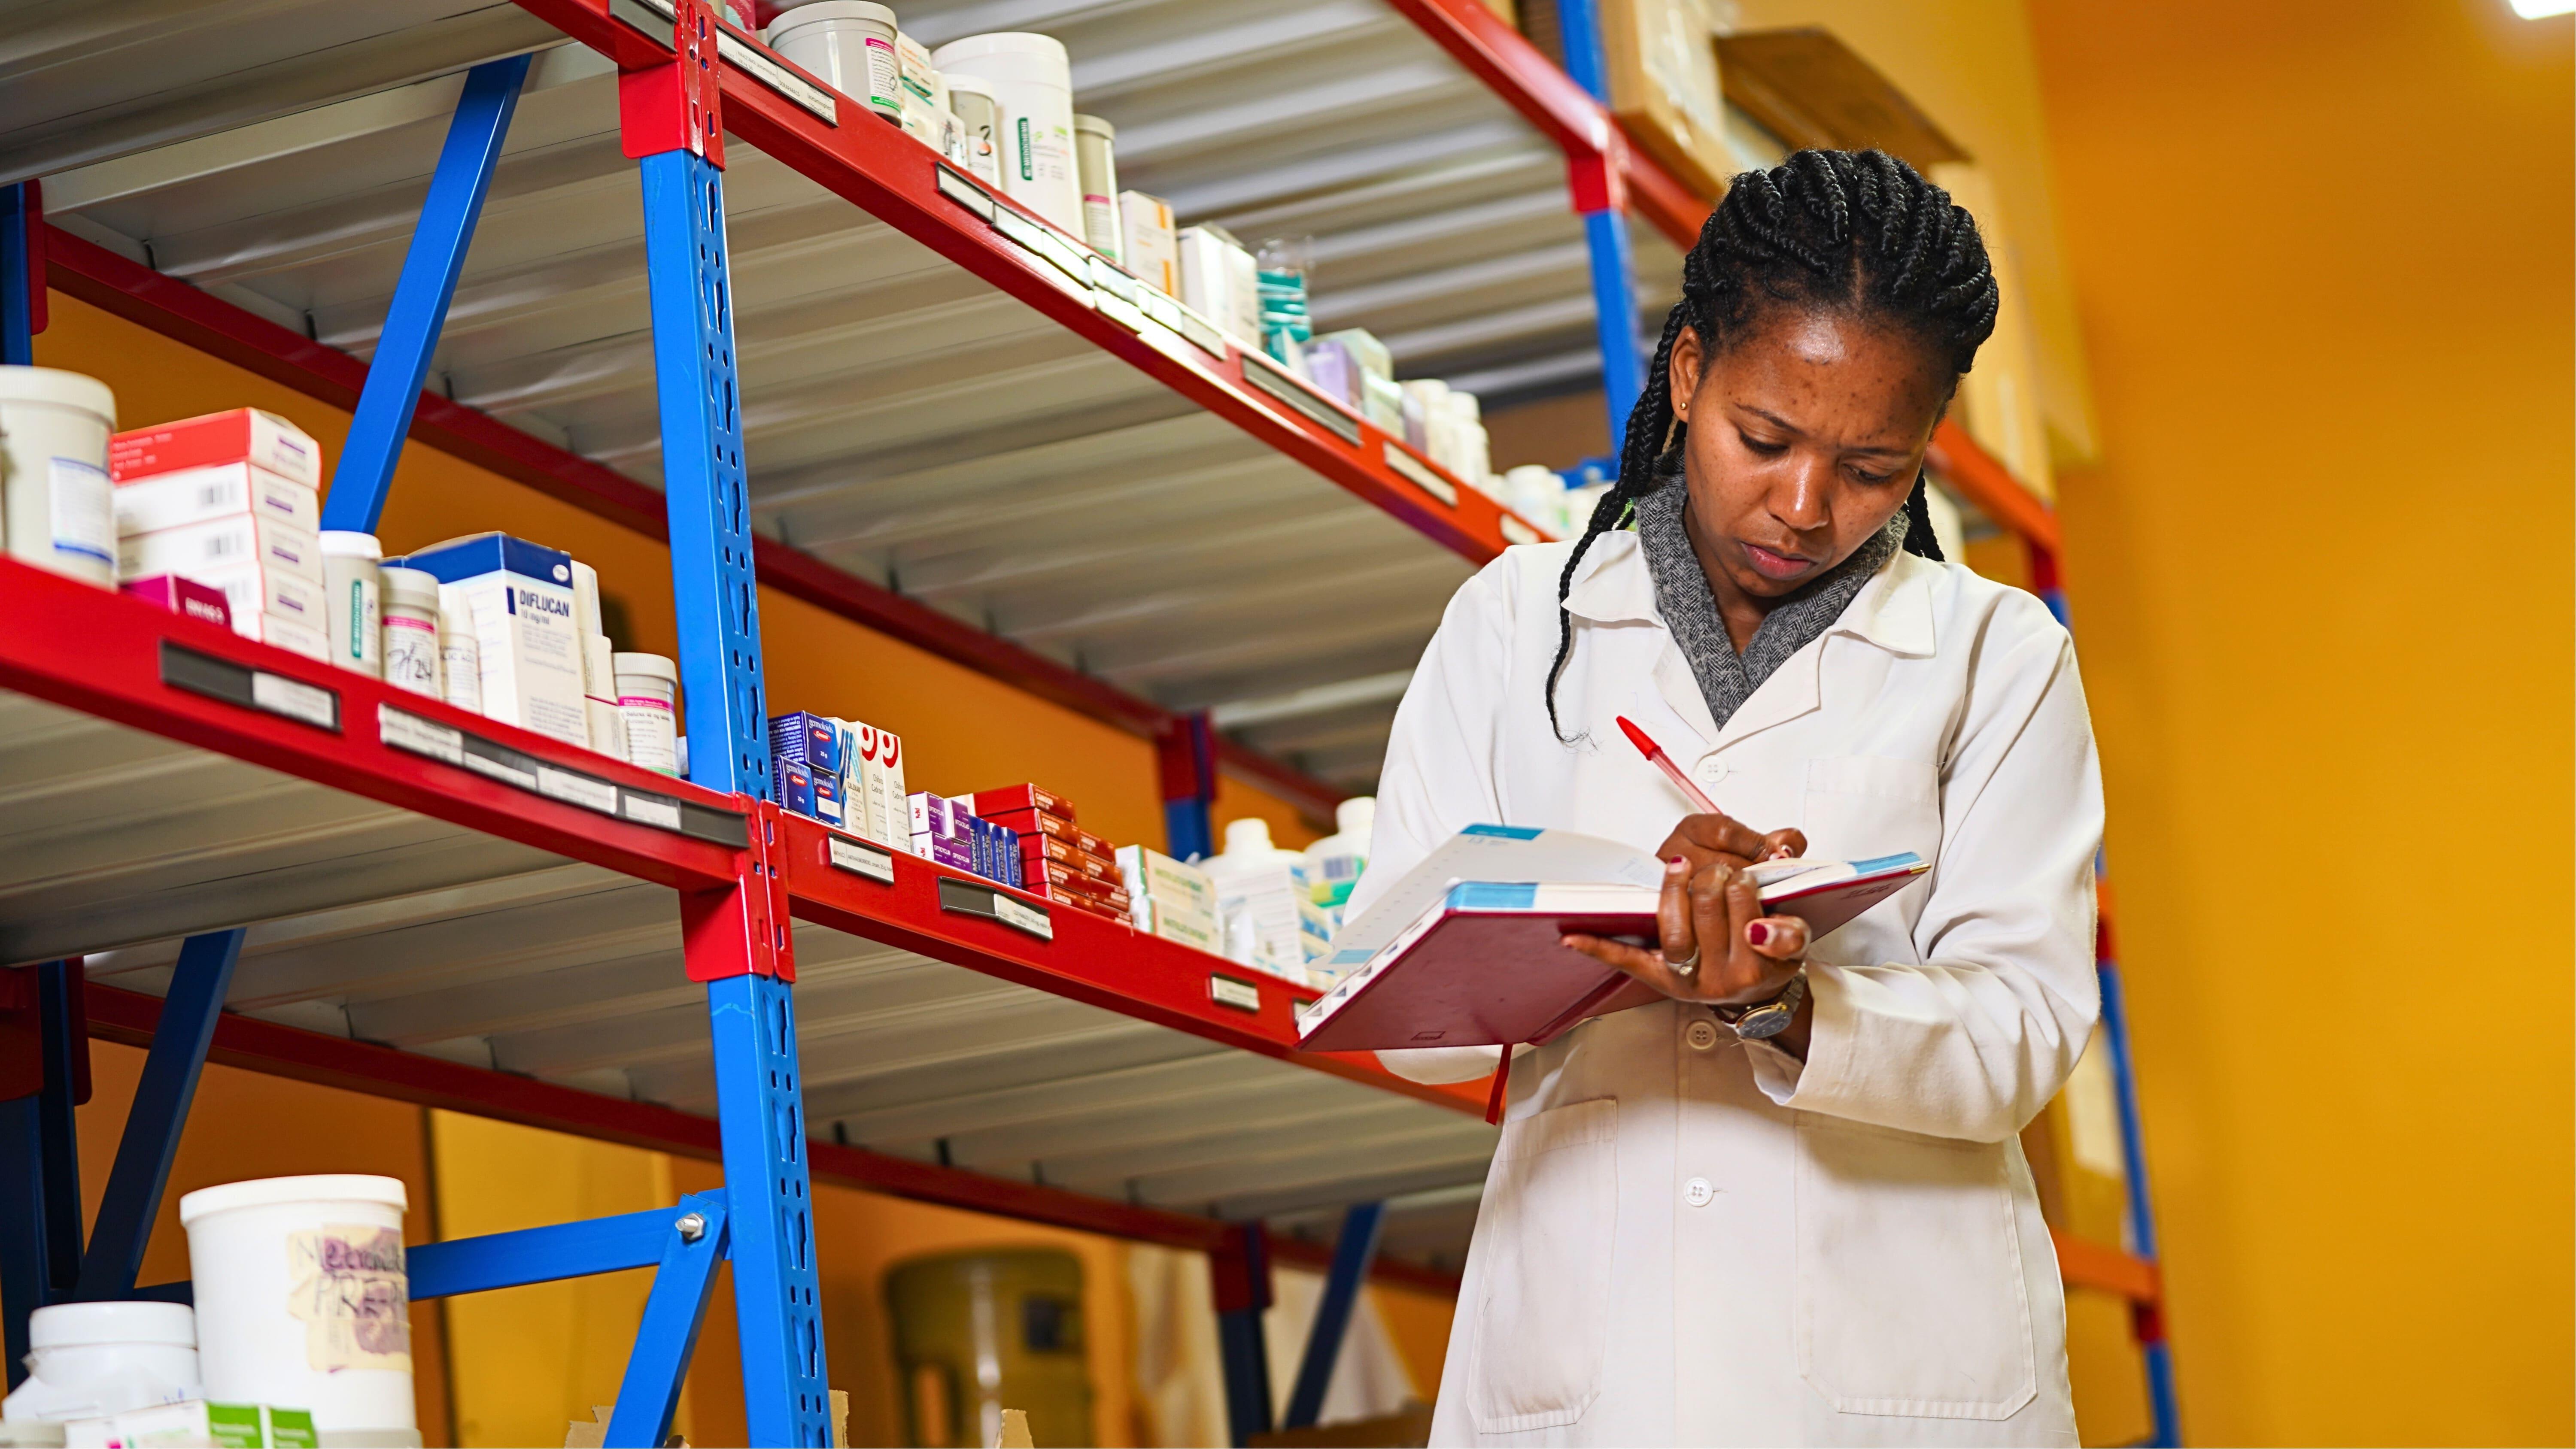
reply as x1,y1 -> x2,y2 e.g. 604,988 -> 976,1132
1348,531 -> 2101,1447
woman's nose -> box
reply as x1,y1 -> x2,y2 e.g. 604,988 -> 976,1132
1771,460 -> 1832,532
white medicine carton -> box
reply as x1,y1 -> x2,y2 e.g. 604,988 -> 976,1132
113,461 -> 320,538
402,534 -> 589,748
179,557 -> 326,639
117,512 -> 322,584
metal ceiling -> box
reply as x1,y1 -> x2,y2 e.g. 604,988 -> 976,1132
3,0 -> 1687,794
1,686 -> 1495,1264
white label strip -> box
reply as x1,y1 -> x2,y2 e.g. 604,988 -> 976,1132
1380,441 -> 1458,506
827,834 -> 897,884
249,672 -> 337,731
537,766 -> 622,816
936,166 -> 997,221
1209,976 -> 1263,1012
1499,515 -> 1542,545
621,794 -> 683,831
1173,307 -> 1229,360
459,749 -> 538,791
1095,291 -> 1145,334
378,706 -> 464,765
1136,319 -> 1202,373
991,894 -> 1054,940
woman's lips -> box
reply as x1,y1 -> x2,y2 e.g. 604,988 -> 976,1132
1739,539 -> 1817,581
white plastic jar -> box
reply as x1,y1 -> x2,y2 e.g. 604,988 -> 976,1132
318,531 -> 383,677
0,365 -> 116,587
944,74 -> 1008,188
1,1301 -> 202,1423
613,652 -> 682,777
1073,114 -> 1121,261
770,1 -> 900,121
436,582 -> 483,714
933,33 -> 1079,236
180,1174 -> 415,1435
378,566 -> 443,700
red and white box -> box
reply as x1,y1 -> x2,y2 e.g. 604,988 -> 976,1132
118,513 -> 323,585
110,409 -> 321,489
119,574 -> 232,631
973,783 -> 1074,822
115,462 -> 320,538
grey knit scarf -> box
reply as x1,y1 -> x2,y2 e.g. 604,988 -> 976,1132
1634,473 -> 1908,730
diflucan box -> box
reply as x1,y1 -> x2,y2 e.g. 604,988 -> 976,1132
400,534 -> 587,747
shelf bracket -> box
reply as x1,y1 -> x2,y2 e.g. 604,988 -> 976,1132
605,1191 -> 732,1449
1282,1201 -> 1386,1430
1157,711 -> 1218,863
74,930 -> 245,1302
0,180 -> 41,365
1212,1221 -> 1276,1447
319,54 -> 531,535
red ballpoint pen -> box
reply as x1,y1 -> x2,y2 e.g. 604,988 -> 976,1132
1616,715 -> 1722,815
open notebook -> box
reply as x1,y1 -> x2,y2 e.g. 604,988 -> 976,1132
1296,825 -> 1925,1057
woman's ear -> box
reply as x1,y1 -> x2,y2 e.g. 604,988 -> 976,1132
1669,325 -> 1704,424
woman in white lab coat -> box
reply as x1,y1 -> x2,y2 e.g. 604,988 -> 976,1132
1350,151 -> 2101,1446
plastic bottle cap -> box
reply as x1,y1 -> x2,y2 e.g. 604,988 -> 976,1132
1223,817 -> 1275,854
178,1173 -> 409,1225
1074,114 -> 1115,140
1335,796 -> 1375,837
378,566 -> 441,609
0,365 -> 116,425
768,0 -> 895,37
318,531 -> 383,560
612,652 -> 678,685
28,1301 -> 196,1350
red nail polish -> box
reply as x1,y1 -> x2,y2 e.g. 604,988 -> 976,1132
1747,922 -> 1770,946
1667,856 -> 1688,870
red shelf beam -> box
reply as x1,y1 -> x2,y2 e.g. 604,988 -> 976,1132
0,558 -> 743,891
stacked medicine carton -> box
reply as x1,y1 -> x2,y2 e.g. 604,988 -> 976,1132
770,710 -> 911,847
971,784 -> 1128,924
109,409 -> 328,661
1115,845 -> 1220,953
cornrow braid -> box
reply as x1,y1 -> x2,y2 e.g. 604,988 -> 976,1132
1543,149 -> 2000,741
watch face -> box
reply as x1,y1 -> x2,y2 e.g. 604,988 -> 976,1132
1734,1003 -> 1792,1040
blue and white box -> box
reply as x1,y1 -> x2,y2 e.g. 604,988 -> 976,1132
403,534 -> 587,746
769,711 -> 843,778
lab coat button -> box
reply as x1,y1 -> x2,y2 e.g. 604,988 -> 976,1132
1684,1019 -> 1720,1051
1697,760 -> 1728,785
1683,1176 -> 1715,1207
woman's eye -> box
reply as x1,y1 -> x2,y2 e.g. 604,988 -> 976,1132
1738,431 -> 1787,456
1847,467 -> 1893,485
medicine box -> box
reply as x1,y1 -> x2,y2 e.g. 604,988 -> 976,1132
401,534 -> 588,747
1135,894 -> 1221,952
109,408 -> 322,490
64,1399 -> 319,1448
972,783 -> 1072,822
770,711 -> 843,778
113,461 -> 320,538
1116,843 -> 1220,915
181,557 -> 325,639
1120,191 -> 1178,296
118,512 -> 322,584
778,763 -> 817,819
120,573 -> 232,630
1177,225 -> 1263,351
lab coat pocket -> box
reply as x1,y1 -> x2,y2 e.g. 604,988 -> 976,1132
1467,1097 -> 1618,1434
1803,757 -> 1941,931
1793,1114 -> 2037,1419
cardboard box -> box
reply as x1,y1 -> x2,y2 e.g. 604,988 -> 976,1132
109,408 -> 321,488
246,611 -> 330,663
175,557 -> 326,640
120,573 -> 233,630
972,783 -> 1073,822
64,1399 -> 318,1447
1136,894 -> 1221,952
769,711 -> 843,778
113,461 -> 319,538
118,512 -> 322,585
1177,224 -> 1263,350
1119,191 -> 1179,296
401,534 -> 588,746
1115,844 -> 1218,913
1599,0 -> 1729,202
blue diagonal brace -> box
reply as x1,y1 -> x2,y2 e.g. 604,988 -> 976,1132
74,930 -> 244,1301
319,54 -> 531,534
606,1191 -> 732,1449
1283,1201 -> 1385,1430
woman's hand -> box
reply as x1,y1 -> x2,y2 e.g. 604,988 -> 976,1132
1562,825 -> 1817,1055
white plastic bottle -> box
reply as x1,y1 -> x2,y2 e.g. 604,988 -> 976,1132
1202,817 -> 1307,983
1301,795 -> 1376,937
0,365 -> 117,587
377,566 -> 443,699
317,531 -> 383,676
933,33 -> 1080,236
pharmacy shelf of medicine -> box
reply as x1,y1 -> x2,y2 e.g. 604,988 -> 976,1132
6,0 -> 1696,800
0,555 -> 1499,1250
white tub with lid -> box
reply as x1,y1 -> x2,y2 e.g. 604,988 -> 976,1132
0,366 -> 115,587
1,1302 -> 200,1423
378,566 -> 442,699
770,1 -> 899,120
180,1175 -> 414,1434
318,531 -> 383,677
614,651 -> 682,776
933,33 -> 1079,236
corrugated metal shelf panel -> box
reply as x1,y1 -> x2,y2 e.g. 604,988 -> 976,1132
0,562 -> 1492,1258
2,0 -> 1688,793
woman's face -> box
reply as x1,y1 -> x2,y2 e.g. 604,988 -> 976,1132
1669,308 -> 1951,599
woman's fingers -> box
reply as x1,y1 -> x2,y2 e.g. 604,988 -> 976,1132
1656,855 -> 1698,964
1746,914 -> 1809,960
1689,862 -> 1738,980
1667,811 -> 1773,863
1562,934 -> 1679,994
1759,826 -> 1809,861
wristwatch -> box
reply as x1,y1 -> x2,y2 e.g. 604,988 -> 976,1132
1714,970 -> 1807,1041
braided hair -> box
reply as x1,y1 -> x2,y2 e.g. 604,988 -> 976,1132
1546,149 -> 2000,740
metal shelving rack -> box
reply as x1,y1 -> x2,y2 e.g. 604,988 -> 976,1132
0,0 -> 2172,1444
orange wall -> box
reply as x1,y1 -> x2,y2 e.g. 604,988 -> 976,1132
2026,3 -> 2574,1444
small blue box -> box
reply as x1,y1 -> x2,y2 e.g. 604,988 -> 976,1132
776,761 -> 816,818
769,711 -> 843,778
813,771 -> 846,829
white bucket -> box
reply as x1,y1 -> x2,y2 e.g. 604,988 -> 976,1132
0,365 -> 116,587
1,1301 -> 201,1423
770,1 -> 899,121
613,651 -> 681,777
179,1175 -> 414,1434
933,33 -> 1080,237
378,566 -> 442,700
